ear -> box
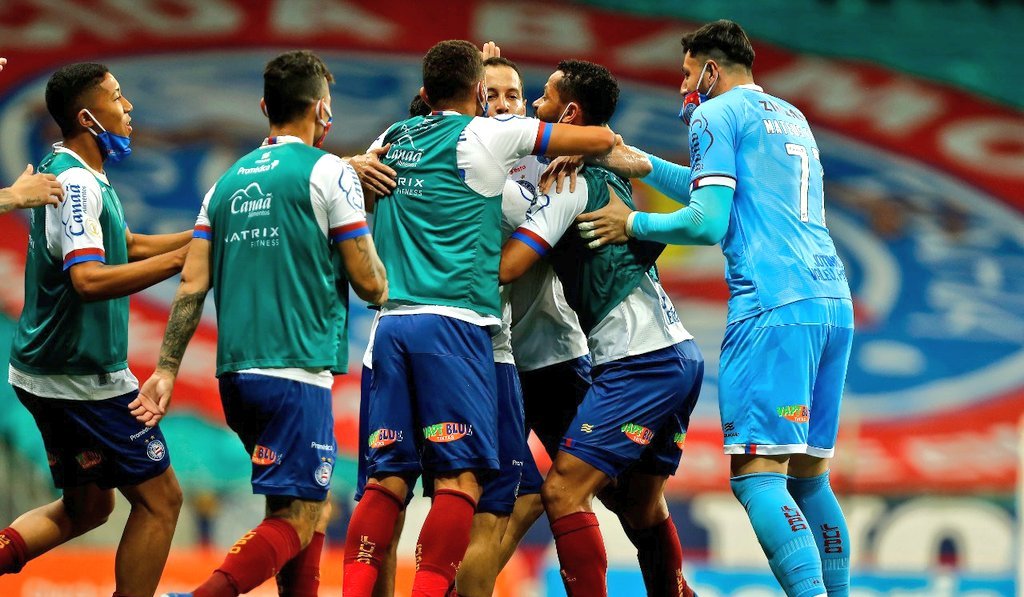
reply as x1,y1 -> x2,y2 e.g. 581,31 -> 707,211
78,109 -> 95,129
566,102 -> 582,125
259,98 -> 268,118
418,86 -> 430,108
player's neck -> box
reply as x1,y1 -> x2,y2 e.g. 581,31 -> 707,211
711,73 -> 756,98
432,96 -> 480,117
268,122 -> 314,146
63,133 -> 105,174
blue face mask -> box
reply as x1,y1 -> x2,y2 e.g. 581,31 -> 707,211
82,109 -> 132,163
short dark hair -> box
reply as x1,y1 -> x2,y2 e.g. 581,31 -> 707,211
263,50 -> 334,126
681,20 -> 755,69
45,63 -> 109,136
555,60 -> 619,126
422,40 -> 482,108
409,94 -> 430,117
483,56 -> 523,94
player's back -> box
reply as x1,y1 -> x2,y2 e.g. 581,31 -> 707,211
375,114 -> 503,319
691,86 -> 850,323
204,141 -> 343,374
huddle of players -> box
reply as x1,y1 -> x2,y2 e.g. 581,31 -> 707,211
0,18 -> 854,597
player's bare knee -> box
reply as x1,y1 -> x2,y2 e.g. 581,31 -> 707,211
788,454 -> 829,478
63,489 -> 115,531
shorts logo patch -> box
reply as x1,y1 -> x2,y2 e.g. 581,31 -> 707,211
251,445 -> 278,465
777,405 -> 810,423
423,422 -> 473,443
368,429 -> 403,449
621,423 -> 654,446
146,440 -> 166,462
75,450 -> 103,470
674,432 -> 687,450
580,423 -> 594,433
314,459 -> 333,487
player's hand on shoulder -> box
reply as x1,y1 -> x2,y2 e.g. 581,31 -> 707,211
576,190 -> 632,248
7,164 -> 62,209
131,371 -> 176,428
539,155 -> 583,195
347,144 -> 397,197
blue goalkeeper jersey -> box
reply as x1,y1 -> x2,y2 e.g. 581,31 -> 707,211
688,84 -> 851,323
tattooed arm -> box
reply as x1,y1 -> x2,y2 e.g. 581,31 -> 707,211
130,240 -> 212,426
338,233 -> 388,305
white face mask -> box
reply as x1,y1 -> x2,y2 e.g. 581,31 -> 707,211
556,101 -> 578,124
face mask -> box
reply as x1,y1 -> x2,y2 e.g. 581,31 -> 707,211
82,109 -> 131,163
556,101 -> 578,124
679,62 -> 718,126
313,99 -> 333,148
477,82 -> 489,117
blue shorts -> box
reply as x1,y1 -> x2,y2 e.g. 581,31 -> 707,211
719,298 -> 854,458
354,365 -> 373,502
220,373 -> 336,501
15,388 -> 171,490
478,363 -> 531,514
521,356 -> 592,459
366,315 -> 499,483
561,341 -> 703,479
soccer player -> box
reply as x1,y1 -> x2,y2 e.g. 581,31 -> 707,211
341,40 -> 614,597
500,59 -> 703,597
577,20 -> 854,597
135,50 -> 387,597
0,63 -> 190,597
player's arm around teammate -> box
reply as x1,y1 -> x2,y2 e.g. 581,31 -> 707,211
0,164 -> 63,214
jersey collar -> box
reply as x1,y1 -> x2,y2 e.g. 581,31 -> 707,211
52,143 -> 110,185
429,110 -> 460,116
736,83 -> 764,92
261,134 -> 304,147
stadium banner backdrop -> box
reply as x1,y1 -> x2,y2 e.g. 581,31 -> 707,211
0,0 -> 1022,499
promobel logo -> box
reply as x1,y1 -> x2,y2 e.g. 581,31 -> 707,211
777,405 -> 810,423
621,423 -> 654,446
368,428 -> 403,449
251,444 -> 278,465
423,422 -> 473,443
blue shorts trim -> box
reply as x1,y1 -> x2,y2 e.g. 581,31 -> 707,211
718,298 -> 854,457
366,315 -> 499,481
15,388 -> 171,490
220,373 -> 336,501
561,341 -> 703,479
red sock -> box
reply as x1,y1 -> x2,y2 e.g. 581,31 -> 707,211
629,516 -> 693,597
551,512 -> 608,597
194,517 -> 302,597
277,530 -> 325,597
0,527 -> 28,574
343,484 -> 404,597
411,489 -> 477,597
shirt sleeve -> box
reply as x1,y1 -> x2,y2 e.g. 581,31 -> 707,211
58,168 -> 106,270
471,115 -> 551,171
311,154 -> 370,243
641,151 -> 692,205
631,184 -> 733,245
688,101 -> 739,191
500,179 -> 535,241
193,185 -> 215,240
511,178 -> 589,257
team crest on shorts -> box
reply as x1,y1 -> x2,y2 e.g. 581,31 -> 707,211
146,439 -> 167,461
777,405 -> 810,423
423,422 -> 473,443
75,450 -> 103,470
674,432 -> 687,450
621,423 -> 654,446
314,458 -> 333,487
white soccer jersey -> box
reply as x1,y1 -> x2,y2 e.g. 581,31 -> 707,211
504,156 -> 589,371
516,178 -> 692,366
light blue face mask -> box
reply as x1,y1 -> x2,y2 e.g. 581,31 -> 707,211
82,109 -> 132,163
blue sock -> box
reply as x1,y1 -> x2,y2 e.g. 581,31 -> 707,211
731,473 -> 825,597
789,471 -> 850,597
